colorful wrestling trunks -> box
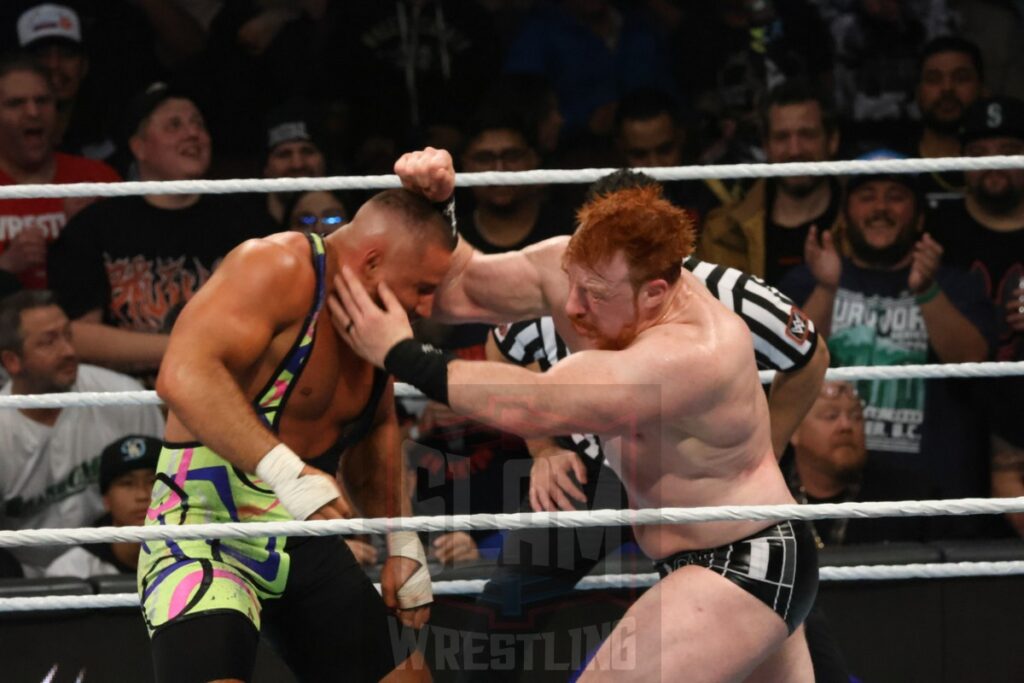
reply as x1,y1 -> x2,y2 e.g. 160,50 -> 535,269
653,520 -> 819,634
138,232 -> 328,635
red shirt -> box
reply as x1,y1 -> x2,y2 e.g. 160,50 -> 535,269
0,153 -> 121,289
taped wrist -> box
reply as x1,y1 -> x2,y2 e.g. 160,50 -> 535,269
388,531 -> 433,609
383,339 -> 455,406
255,443 -> 339,520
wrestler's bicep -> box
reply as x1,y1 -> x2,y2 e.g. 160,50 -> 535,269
435,237 -> 566,322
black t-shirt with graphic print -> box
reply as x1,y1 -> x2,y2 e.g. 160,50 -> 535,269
928,198 -> 1024,447
48,195 -> 275,332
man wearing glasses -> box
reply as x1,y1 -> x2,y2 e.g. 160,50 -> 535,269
456,111 -> 575,254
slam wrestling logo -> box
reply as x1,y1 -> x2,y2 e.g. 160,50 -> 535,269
388,618 -> 640,676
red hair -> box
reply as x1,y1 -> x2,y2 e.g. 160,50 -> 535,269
565,185 -> 695,289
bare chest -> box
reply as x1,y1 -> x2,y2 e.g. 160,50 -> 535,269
249,313 -> 378,456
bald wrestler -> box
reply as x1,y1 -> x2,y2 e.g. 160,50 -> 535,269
138,189 -> 452,682
331,150 -> 818,682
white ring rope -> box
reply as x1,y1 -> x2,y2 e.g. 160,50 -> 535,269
1,561 -> 1022,613
1,361 -> 1021,410
2,497 -> 1023,549
2,156 -> 1024,200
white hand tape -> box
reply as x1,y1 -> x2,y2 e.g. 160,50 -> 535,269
388,531 -> 433,609
256,443 -> 339,520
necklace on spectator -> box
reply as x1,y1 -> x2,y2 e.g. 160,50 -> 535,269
796,483 -> 860,549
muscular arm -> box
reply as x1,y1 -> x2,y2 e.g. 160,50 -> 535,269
155,239 -> 313,473
70,311 -> 168,373
447,339 -> 684,439
768,339 -> 829,458
484,331 -> 561,457
430,236 -> 568,324
340,382 -> 411,518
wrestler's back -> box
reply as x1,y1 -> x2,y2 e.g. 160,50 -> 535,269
163,232 -> 378,459
603,271 -> 796,558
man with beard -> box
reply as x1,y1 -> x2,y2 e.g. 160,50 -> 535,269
259,102 -> 328,227
784,381 -> 928,546
928,96 -> 1024,537
779,158 -> 995,536
334,150 -> 820,681
0,290 -> 164,576
910,36 -> 986,207
701,79 -> 842,286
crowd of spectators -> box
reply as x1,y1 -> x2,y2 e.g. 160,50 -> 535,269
0,0 -> 1022,588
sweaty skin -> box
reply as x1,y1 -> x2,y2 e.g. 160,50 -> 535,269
334,245 -> 795,557
330,148 -> 815,682
157,200 -> 449,632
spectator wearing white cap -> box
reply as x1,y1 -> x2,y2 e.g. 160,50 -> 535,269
0,54 -> 120,291
15,3 -> 115,160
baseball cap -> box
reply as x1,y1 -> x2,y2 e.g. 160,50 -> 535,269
99,435 -> 162,494
264,101 -> 324,154
960,96 -> 1024,145
121,81 -> 193,142
17,4 -> 82,48
845,149 -> 921,199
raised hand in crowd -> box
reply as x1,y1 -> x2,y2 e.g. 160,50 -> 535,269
908,233 -> 943,294
804,225 -> 841,290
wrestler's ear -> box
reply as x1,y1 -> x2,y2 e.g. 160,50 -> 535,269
638,279 -> 669,310
361,249 -> 383,281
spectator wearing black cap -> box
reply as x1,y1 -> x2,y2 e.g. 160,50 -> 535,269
45,434 -> 160,578
260,102 -> 328,227
779,152 -> 996,538
46,82 -> 275,375
928,96 -> 1024,536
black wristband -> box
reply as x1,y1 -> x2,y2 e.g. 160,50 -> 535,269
384,339 -> 456,406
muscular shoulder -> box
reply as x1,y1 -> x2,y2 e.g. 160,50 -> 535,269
222,233 -> 313,288
640,308 -> 754,391
196,232 -> 316,321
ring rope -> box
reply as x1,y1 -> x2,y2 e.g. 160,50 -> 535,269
2,156 -> 1024,200
2,497 -> 1023,549
1,561 -> 1022,614
1,361 -> 1021,410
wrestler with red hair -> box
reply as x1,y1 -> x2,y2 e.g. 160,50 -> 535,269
333,149 -> 818,683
